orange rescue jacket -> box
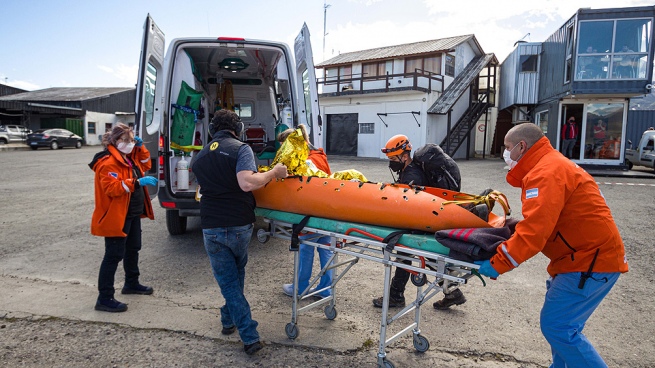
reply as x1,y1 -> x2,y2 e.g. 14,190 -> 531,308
490,137 -> 628,277
90,144 -> 154,237
308,148 -> 331,175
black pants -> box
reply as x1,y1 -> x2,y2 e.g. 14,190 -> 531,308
97,216 -> 142,300
390,257 -> 412,298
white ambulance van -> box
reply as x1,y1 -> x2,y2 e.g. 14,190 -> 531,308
134,15 -> 322,235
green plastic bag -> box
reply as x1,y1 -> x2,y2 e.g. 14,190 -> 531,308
171,81 -> 203,152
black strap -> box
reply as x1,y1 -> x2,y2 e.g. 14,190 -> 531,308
382,230 -> 411,253
578,249 -> 600,289
290,216 -> 311,251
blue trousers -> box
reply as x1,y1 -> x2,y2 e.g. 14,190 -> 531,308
540,272 -> 620,368
203,223 -> 259,345
298,234 -> 334,298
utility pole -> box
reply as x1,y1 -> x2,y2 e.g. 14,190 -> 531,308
323,0 -> 331,61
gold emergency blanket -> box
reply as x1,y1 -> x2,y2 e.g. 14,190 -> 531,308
258,128 -> 367,182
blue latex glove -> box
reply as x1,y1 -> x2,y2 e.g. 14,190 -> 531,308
134,136 -> 143,147
138,176 -> 158,187
474,260 -> 500,279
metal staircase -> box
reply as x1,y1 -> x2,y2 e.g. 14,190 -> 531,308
439,95 -> 491,156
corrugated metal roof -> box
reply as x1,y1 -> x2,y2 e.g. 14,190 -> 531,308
428,54 -> 496,114
316,34 -> 475,67
0,87 -> 133,102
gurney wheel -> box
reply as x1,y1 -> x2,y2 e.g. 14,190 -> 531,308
378,359 -> 395,368
411,274 -> 427,287
285,322 -> 299,339
256,228 -> 269,243
413,334 -> 430,353
324,306 -> 337,320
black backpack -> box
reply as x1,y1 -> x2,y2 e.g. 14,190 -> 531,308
412,143 -> 461,191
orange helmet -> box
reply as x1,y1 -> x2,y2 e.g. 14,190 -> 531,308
382,134 -> 412,157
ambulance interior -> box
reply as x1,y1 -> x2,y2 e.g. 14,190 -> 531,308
166,42 -> 294,194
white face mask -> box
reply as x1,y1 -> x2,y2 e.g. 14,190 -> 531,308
117,142 -> 135,154
503,143 -> 521,169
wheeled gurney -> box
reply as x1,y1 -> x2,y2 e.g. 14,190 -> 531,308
255,208 -> 480,368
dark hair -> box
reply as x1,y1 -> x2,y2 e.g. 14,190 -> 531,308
209,110 -> 241,136
102,123 -> 132,148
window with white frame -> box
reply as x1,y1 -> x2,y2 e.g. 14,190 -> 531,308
576,18 -> 652,80
88,122 -> 96,135
536,111 -> 548,134
445,54 -> 455,77
359,123 -> 374,134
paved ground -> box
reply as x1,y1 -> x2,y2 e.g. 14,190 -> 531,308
0,146 -> 653,367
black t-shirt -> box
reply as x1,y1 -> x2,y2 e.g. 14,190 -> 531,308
126,160 -> 145,218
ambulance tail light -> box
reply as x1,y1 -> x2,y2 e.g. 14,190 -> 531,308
161,202 -> 176,209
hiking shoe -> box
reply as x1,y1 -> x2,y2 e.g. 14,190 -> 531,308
282,284 -> 294,297
244,341 -> 263,355
121,284 -> 153,295
95,298 -> 128,313
372,295 -> 405,308
433,289 -> 466,310
470,203 -> 489,222
221,325 -> 236,335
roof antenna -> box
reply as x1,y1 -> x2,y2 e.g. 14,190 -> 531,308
513,33 -> 531,47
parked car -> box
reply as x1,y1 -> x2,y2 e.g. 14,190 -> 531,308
625,130 -> 655,171
0,124 -> 32,144
26,129 -> 83,150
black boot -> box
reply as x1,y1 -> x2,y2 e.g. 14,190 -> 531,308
433,288 -> 466,310
372,278 -> 406,308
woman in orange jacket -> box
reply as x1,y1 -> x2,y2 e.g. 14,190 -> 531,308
89,123 -> 158,312
476,123 -> 628,367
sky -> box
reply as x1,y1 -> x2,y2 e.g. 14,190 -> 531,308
1,0 -> 652,91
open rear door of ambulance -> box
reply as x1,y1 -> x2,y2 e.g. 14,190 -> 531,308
135,14 -> 165,198
294,23 -> 323,149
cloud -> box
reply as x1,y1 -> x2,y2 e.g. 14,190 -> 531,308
97,64 -> 139,84
323,0 -> 655,63
7,80 -> 41,91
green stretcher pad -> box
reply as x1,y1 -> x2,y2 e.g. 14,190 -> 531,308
255,208 -> 450,256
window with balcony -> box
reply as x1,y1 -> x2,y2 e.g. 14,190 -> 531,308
324,65 -> 353,84
362,61 -> 393,79
576,18 -> 652,80
404,54 -> 442,75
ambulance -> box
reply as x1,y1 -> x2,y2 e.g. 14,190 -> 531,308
134,15 -> 321,235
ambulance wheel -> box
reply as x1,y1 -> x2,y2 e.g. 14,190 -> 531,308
324,305 -> 337,320
378,358 -> 395,368
413,334 -> 430,353
166,210 -> 187,235
411,274 -> 427,287
257,228 -> 269,243
285,323 -> 299,340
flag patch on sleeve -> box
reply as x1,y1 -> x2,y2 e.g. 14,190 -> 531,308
108,172 -> 118,179
526,188 -> 538,199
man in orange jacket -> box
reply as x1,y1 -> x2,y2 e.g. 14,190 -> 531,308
476,122 -> 628,367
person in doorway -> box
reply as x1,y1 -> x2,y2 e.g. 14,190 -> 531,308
372,134 -> 467,310
192,110 -> 288,355
561,116 -> 578,159
476,122 -> 628,367
278,124 -> 334,299
90,123 -> 158,313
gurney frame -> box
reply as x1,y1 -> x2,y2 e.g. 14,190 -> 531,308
257,216 -> 479,368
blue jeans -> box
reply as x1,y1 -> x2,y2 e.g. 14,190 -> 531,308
298,234 -> 334,298
98,216 -> 142,300
203,223 -> 259,345
540,272 -> 620,368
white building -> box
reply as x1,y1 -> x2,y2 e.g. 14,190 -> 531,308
315,35 -> 498,159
